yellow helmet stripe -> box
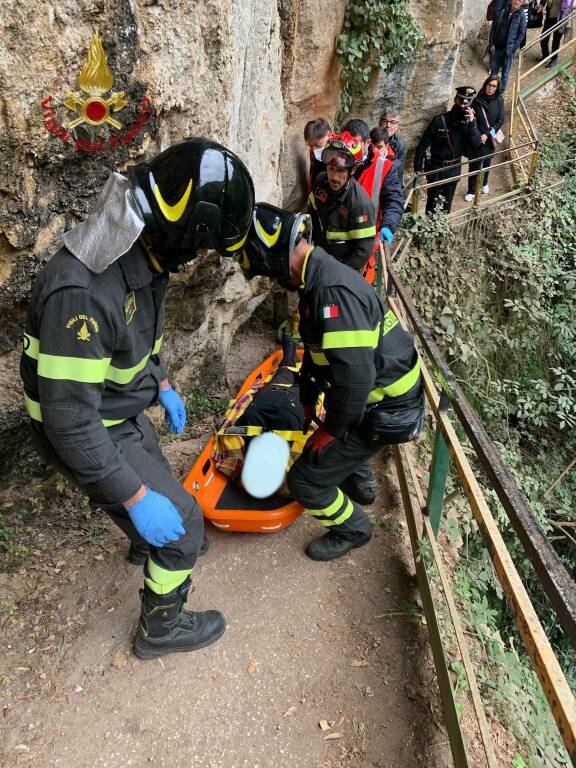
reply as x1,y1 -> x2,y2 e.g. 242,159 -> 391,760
153,179 -> 193,223
256,219 -> 282,247
226,232 -> 248,252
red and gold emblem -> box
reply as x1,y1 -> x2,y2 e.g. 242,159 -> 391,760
63,32 -> 127,130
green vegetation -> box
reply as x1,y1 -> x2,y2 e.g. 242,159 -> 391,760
398,79 -> 576,767
336,0 -> 422,120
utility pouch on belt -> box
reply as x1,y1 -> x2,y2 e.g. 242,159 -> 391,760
360,390 -> 425,446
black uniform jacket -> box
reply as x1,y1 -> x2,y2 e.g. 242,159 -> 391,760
298,247 -> 421,439
20,241 -> 167,504
414,106 -> 482,170
307,173 -> 376,272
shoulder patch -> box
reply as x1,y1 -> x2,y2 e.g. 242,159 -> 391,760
65,314 -> 99,342
316,189 -> 328,203
339,206 -> 348,219
321,304 -> 339,320
356,214 -> 368,224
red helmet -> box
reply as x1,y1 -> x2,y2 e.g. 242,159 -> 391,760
320,131 -> 363,170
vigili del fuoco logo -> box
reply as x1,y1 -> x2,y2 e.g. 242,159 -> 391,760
40,32 -> 152,153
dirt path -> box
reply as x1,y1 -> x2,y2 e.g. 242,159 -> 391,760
0,311 -> 451,768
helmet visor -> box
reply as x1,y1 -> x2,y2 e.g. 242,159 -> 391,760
321,146 -> 355,169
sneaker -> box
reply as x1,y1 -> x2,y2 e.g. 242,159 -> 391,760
464,193 -> 474,202
481,184 -> 489,195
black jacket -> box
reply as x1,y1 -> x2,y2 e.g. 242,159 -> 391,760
414,106 -> 482,170
388,133 -> 408,178
20,241 -> 167,504
353,147 -> 405,234
298,248 -> 421,438
307,173 -> 376,272
471,92 -> 505,152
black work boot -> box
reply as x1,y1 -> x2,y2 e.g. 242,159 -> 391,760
128,534 -> 209,566
305,529 -> 372,561
133,578 -> 225,660
339,477 -> 376,506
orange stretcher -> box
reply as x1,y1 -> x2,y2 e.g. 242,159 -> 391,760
182,349 -> 305,534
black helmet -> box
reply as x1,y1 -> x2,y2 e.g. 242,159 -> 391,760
239,202 -> 312,283
128,138 -> 255,262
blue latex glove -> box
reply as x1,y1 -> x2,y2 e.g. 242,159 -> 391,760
489,128 -> 496,139
380,227 -> 393,245
158,385 -> 186,434
127,488 -> 185,547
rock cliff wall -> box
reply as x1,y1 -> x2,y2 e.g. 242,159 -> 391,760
0,0 -> 485,476
351,0 -> 488,156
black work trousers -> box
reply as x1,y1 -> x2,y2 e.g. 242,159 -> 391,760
425,162 -> 461,214
540,15 -> 563,60
31,413 -> 204,574
288,425 -> 380,540
467,142 -> 494,193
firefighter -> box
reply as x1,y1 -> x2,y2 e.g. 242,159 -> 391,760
341,118 -> 404,285
307,133 -> 376,273
238,204 -> 424,561
20,139 -> 255,659
414,86 -> 482,214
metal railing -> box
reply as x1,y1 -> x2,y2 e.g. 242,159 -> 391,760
378,242 -> 576,766
516,8 -> 576,101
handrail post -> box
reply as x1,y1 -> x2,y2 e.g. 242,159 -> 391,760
426,390 -> 451,536
473,160 -> 483,207
528,149 -> 539,183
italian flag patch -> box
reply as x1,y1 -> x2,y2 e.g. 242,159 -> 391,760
321,304 -> 339,319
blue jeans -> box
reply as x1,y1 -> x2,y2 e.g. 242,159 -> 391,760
490,48 -> 513,88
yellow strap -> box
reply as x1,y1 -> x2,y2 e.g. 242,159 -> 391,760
367,359 -> 421,404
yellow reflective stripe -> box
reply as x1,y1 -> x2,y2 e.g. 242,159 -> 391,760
153,179 -> 193,223
24,394 -> 42,421
107,352 -> 151,385
256,219 -> 282,247
307,489 -> 344,518
322,324 -> 380,350
145,557 -> 191,595
24,394 -> 125,428
326,226 -> 377,240
38,353 -> 111,383
317,499 -> 354,527
152,336 -> 163,355
367,359 -> 421,404
382,310 -> 399,335
300,246 -> 314,289
23,333 -> 40,360
308,192 -> 316,210
226,232 -> 248,252
310,349 -> 329,365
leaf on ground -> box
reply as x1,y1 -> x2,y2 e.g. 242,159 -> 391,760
323,732 -> 343,740
246,658 -> 258,674
351,659 -> 368,667
317,622 -> 330,632
319,719 -> 331,731
283,706 -> 297,717
113,650 -> 127,668
336,711 -> 346,727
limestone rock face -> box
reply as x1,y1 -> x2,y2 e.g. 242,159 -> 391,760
351,0 -> 489,162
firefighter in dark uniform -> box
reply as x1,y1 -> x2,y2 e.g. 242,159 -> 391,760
20,139 -> 255,659
414,86 -> 482,214
307,134 -> 376,274
238,204 -> 424,561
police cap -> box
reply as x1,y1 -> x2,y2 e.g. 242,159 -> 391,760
455,86 -> 476,102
